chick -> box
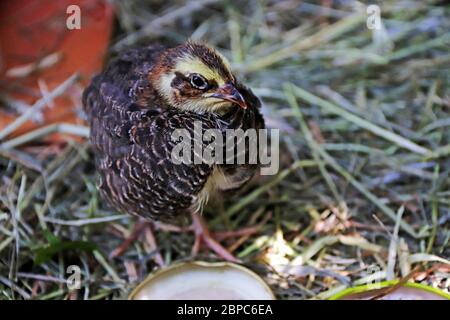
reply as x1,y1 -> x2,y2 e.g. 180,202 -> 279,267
83,41 -> 264,260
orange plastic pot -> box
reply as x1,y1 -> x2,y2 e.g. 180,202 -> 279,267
0,0 -> 114,142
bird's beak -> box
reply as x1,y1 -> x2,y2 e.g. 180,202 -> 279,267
210,83 -> 247,109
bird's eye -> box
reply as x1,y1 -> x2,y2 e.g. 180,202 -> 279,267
189,74 -> 208,90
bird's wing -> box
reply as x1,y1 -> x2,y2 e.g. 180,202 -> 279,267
82,45 -> 226,219
85,74 -> 219,219
83,44 -> 166,118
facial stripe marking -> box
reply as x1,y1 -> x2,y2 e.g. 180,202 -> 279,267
175,57 -> 226,86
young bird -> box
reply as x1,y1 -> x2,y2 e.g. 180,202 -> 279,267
83,41 -> 264,261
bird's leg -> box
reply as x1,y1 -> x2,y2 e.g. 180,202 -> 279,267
143,224 -> 165,267
109,218 -> 150,259
190,213 -> 240,263
213,212 -> 272,242
109,219 -> 166,266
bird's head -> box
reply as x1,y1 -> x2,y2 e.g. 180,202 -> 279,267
150,41 -> 247,113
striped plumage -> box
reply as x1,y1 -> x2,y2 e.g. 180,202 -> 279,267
82,42 -> 264,222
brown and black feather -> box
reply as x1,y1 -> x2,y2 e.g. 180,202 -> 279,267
83,44 -> 264,222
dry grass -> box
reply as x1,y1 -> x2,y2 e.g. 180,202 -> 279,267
0,0 -> 449,299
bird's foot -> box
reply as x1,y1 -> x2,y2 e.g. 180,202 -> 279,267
109,219 -> 149,259
109,215 -> 256,264
109,219 -> 165,267
190,213 -> 241,263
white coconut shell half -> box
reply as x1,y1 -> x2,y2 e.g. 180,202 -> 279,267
330,281 -> 450,300
129,261 -> 275,300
